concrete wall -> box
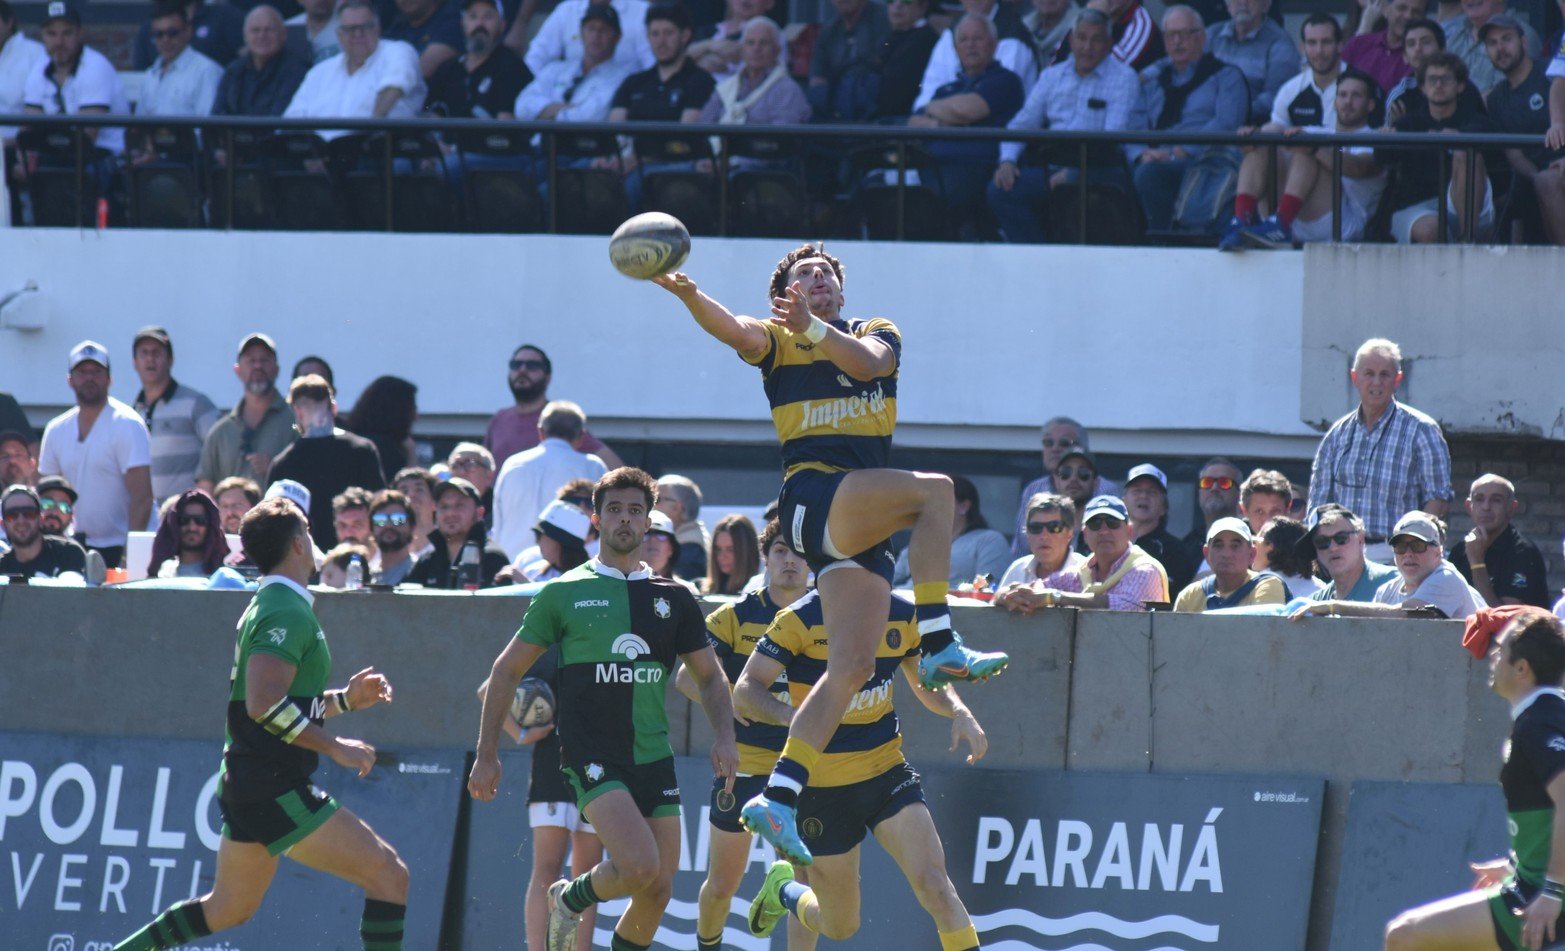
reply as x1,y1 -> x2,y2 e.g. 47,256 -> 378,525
0,584 -> 1504,949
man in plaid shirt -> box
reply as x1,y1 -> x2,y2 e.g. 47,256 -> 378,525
1306,337 -> 1453,563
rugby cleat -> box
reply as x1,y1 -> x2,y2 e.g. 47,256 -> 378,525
545,879 -> 581,951
740,794 -> 813,866
918,634 -> 1009,690
748,860 -> 797,937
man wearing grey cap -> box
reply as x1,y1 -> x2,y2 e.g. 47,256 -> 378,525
37,340 -> 153,569
1296,510 -> 1486,619
132,326 -> 220,502
197,333 -> 297,491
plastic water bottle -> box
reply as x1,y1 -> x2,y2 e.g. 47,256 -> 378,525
458,542 -> 481,591
346,554 -> 364,591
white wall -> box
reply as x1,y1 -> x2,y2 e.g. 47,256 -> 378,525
0,230 -> 1321,453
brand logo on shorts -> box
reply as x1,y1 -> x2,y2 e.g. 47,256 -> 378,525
585,763 -> 605,782
717,789 -> 736,811
791,506 -> 806,549
654,597 -> 671,619
663,787 -> 680,797
612,633 -> 651,659
267,627 -> 287,645
886,629 -> 901,650
802,817 -> 824,839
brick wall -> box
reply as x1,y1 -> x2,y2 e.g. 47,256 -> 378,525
1447,436 -> 1565,600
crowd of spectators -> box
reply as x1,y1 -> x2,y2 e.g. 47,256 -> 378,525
0,332 -> 1561,631
5,0 -> 1565,242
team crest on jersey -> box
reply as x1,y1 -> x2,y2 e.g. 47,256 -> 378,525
586,763 -> 605,782
886,629 -> 901,650
267,627 -> 287,645
716,789 -> 736,812
654,597 -> 671,619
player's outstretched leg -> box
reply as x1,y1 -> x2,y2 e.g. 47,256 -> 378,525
552,791 -> 681,951
872,803 -> 981,951
114,827 -> 279,950
286,807 -> 411,950
1383,887 -> 1504,950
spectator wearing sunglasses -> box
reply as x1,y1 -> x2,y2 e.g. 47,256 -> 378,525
993,493 -> 1085,609
1296,511 -> 1485,619
485,344 -> 621,469
266,374 -> 385,550
1305,338 -> 1452,563
147,488 -> 229,578
1029,495 -> 1169,610
492,400 -> 608,560
0,484 -> 88,579
1122,463 -> 1197,594
1011,416 -> 1120,557
1182,457 -> 1243,567
35,474 -> 81,542
368,488 -> 418,585
1291,503 -> 1399,610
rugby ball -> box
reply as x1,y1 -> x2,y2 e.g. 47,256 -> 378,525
609,212 -> 690,279
511,677 -> 556,728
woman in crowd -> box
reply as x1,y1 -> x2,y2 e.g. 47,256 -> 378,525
344,376 -> 420,483
1254,516 -> 1325,599
994,492 -> 1085,594
703,513 -> 760,595
892,474 -> 1012,588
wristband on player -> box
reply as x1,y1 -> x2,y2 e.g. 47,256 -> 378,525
803,315 -> 829,344
256,696 -> 309,744
1543,878 -> 1565,899
329,689 -> 352,715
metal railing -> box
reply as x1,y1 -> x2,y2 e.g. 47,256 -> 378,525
1,112 -> 1545,243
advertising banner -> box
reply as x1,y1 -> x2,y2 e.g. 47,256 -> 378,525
0,731 -> 462,951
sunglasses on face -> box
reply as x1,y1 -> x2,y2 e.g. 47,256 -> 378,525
509,358 -> 547,372
1312,530 -> 1358,550
1027,519 -> 1071,535
1042,437 -> 1078,449
2,506 -> 40,520
372,512 -> 410,527
1085,516 -> 1124,531
1056,466 -> 1094,481
179,513 -> 209,527
1199,476 -> 1236,491
41,499 -> 72,515
1392,538 -> 1433,555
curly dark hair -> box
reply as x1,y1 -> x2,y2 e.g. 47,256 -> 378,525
769,244 -> 845,302
1259,517 -> 1315,578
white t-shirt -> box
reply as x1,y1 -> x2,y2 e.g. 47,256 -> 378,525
0,30 -> 47,140
1302,122 -> 1388,215
1270,67 -> 1343,128
490,437 -> 607,560
523,0 -> 654,78
283,38 -> 425,136
1372,562 -> 1488,620
22,45 -> 129,153
139,47 -> 224,117
38,397 -> 152,548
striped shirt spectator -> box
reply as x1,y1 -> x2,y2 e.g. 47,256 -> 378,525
1307,338 -> 1453,551
131,327 -> 220,503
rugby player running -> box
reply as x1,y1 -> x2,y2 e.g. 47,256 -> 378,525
652,245 -> 1008,865
113,497 -> 407,951
1386,611 -> 1565,951
737,589 -> 987,951
468,467 -> 740,951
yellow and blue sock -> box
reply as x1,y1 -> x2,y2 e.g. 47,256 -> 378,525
914,581 -> 955,653
939,924 -> 981,950
764,736 -> 820,808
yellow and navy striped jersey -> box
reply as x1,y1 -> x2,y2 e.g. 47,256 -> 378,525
755,590 -> 920,786
742,317 -> 902,479
706,589 -> 796,774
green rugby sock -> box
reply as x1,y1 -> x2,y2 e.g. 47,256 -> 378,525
562,870 -> 602,914
610,934 -> 651,951
113,898 -> 212,950
360,898 -> 405,950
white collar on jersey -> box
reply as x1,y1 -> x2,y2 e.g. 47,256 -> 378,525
1512,687 -> 1565,720
260,574 -> 316,606
591,558 -> 652,581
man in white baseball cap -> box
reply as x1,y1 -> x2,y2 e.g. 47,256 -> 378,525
1172,516 -> 1287,612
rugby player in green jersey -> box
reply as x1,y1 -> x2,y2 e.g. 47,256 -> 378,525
653,246 -> 1007,866
113,497 -> 407,951
468,467 -> 740,951
1387,611 -> 1565,951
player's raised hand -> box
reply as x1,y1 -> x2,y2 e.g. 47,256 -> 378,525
345,667 -> 393,710
651,272 -> 700,301
769,281 -> 814,334
331,738 -> 377,778
712,737 -> 740,795
951,711 -> 987,765
468,752 -> 502,802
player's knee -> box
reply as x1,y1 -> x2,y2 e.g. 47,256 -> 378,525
817,909 -> 861,941
639,872 -> 674,908
916,472 -> 954,507
204,893 -> 263,930
908,865 -> 958,908
1382,911 -> 1423,951
825,659 -> 876,692
616,850 -> 662,892
370,849 -> 411,902
702,873 -> 739,903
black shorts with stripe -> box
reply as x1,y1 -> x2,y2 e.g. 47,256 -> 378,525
563,757 -> 681,818
797,761 -> 924,857
779,469 -> 895,583
220,782 -> 340,856
709,773 -> 769,834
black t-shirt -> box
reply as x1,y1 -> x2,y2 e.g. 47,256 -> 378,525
1379,98 -> 1498,209
212,52 -> 312,117
1486,60 -> 1558,168
1448,523 -> 1552,608
266,432 -> 385,550
1137,524 -> 1198,596
385,0 -> 464,55
877,25 -> 938,118
611,59 -> 718,159
0,536 -> 89,578
404,528 -> 511,589
425,46 -> 534,119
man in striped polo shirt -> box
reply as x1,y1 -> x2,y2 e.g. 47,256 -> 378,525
131,326 -> 220,504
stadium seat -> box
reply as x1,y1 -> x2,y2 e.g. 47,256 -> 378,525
636,135 -> 717,236
127,125 -> 203,229
15,128 -> 104,227
455,127 -> 541,233
206,128 -> 274,229
846,143 -> 948,241
725,133 -> 809,238
341,131 -> 459,232
260,132 -> 343,230
549,132 -> 628,234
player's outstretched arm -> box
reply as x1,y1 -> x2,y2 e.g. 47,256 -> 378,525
899,658 -> 988,765
246,654 -> 377,778
1520,773 -> 1565,948
651,272 -> 771,359
682,645 -> 740,789
469,638 -> 546,801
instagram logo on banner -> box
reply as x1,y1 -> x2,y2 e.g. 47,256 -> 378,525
47,935 -> 75,951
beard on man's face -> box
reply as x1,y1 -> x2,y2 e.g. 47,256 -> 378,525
509,379 -> 547,403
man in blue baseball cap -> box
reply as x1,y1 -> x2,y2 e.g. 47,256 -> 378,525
1016,494 -> 1171,611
